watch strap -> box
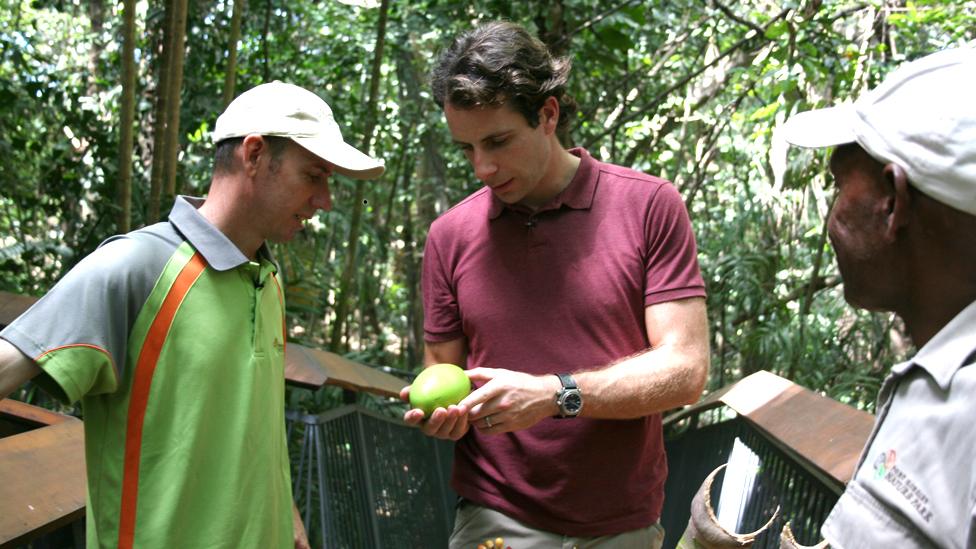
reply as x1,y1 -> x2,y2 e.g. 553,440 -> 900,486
556,373 -> 577,390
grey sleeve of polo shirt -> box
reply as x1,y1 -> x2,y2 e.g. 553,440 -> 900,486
0,226 -> 178,403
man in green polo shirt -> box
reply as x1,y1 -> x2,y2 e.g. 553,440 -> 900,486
0,81 -> 384,548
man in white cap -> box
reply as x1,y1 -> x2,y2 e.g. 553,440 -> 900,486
0,82 -> 383,548
780,47 -> 976,547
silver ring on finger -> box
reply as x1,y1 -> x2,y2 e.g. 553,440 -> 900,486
484,415 -> 493,428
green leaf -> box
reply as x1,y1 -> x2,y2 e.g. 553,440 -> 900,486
749,102 -> 780,121
597,27 -> 634,52
764,20 -> 789,39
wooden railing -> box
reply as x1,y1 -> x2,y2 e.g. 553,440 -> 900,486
661,371 -> 875,549
665,370 -> 874,490
0,400 -> 85,548
0,290 -> 408,548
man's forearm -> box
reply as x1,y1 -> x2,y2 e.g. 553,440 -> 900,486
571,297 -> 710,419
573,343 -> 709,419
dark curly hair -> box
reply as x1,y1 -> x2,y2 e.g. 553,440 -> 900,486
431,21 -> 577,133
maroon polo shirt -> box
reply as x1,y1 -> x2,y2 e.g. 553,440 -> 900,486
422,148 -> 705,536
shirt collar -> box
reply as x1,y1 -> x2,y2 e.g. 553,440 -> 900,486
892,299 -> 976,390
488,147 -> 599,220
168,196 -> 276,272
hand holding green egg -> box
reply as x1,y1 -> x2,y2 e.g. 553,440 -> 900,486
408,363 -> 471,416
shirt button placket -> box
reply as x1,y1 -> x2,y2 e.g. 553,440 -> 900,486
526,215 -> 545,249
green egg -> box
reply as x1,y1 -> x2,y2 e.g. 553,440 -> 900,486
409,363 -> 471,416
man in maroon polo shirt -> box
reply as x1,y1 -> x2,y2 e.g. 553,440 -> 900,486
400,21 -> 709,548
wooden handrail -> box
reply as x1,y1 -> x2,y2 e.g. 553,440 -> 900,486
0,398 -> 74,428
664,370 -> 875,491
0,404 -> 85,548
285,343 -> 407,397
0,291 -> 37,328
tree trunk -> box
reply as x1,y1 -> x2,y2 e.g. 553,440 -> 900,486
148,1 -> 174,222
262,0 -> 272,81
162,0 -> 189,210
222,0 -> 245,108
87,0 -> 105,94
328,0 -> 390,352
117,0 -> 137,233
403,198 -> 423,369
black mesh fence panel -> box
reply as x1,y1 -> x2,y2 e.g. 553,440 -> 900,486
662,416 -> 840,549
287,405 -> 456,549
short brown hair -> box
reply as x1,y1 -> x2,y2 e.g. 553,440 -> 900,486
431,21 -> 577,133
213,135 -> 291,174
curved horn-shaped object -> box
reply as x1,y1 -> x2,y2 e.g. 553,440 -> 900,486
779,522 -> 829,549
676,464 -> 780,549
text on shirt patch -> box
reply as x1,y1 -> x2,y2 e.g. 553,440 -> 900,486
873,449 -> 934,523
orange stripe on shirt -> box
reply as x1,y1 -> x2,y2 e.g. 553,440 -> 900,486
117,252 -> 206,549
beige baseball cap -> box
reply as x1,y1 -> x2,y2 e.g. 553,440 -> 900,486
213,81 -> 385,180
781,47 -> 976,216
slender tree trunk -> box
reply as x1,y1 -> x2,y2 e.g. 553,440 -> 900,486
118,0 -> 137,233
62,0 -> 106,247
87,0 -> 105,94
222,0 -> 244,107
149,1 -> 174,221
262,0 -> 272,81
403,198 -> 423,369
162,0 -> 189,210
328,0 -> 390,352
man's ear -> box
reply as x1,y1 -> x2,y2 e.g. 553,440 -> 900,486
240,134 -> 266,177
883,163 -> 911,240
539,96 -> 560,135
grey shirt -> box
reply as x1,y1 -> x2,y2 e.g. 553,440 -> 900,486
822,300 -> 976,548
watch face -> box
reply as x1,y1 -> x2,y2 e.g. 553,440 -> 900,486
564,392 -> 582,413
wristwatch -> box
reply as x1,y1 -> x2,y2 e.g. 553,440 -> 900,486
554,373 -> 583,418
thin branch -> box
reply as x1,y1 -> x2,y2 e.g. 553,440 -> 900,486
583,7 -> 791,149
681,81 -> 755,204
800,196 -> 835,316
712,0 -> 764,35
732,275 -> 841,328
550,0 -> 643,50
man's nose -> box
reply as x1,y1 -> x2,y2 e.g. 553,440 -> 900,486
311,185 -> 332,211
472,150 -> 498,182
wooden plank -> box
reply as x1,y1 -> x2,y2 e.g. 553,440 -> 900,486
284,344 -> 331,390
0,420 -> 86,548
728,372 -> 874,489
0,291 -> 37,328
0,399 -> 72,428
666,371 -> 874,489
285,343 -> 407,398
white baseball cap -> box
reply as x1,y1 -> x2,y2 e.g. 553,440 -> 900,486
781,47 -> 976,216
213,81 -> 385,180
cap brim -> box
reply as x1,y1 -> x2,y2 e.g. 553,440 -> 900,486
780,104 -> 858,148
293,137 -> 386,180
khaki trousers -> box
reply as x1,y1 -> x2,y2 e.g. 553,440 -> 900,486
449,500 -> 666,549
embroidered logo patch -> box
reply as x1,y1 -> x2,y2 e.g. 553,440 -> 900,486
872,448 -> 933,522
872,449 -> 897,479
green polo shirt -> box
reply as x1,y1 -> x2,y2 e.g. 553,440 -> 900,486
1,196 -> 293,548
